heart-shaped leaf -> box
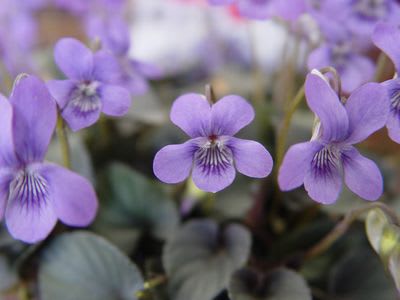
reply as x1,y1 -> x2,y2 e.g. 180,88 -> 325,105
93,163 -> 179,252
328,248 -> 398,299
388,250 -> 400,292
39,231 -> 144,300
163,219 -> 251,300
228,267 -> 312,300
365,207 -> 400,293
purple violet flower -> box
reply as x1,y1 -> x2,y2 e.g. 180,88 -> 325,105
322,0 -> 400,38
208,0 -> 235,5
208,0 -> 307,21
86,15 -> 162,96
153,94 -> 273,193
47,38 -> 132,132
307,40 -> 375,93
372,22 -> 400,143
278,70 -> 389,204
0,75 -> 98,243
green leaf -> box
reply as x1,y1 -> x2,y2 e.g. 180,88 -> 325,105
39,231 -> 144,300
365,208 -> 400,293
328,248 -> 398,299
228,267 -> 312,300
93,163 -> 179,252
163,219 -> 251,300
388,250 -> 400,292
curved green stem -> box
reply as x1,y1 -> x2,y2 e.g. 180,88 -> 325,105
275,84 -> 305,171
374,52 -> 389,82
136,275 -> 167,299
202,193 -> 216,214
56,115 -> 72,169
304,202 -> 399,260
205,84 -> 217,104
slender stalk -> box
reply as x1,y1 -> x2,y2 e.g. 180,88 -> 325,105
202,193 -> 216,214
247,22 -> 265,105
275,66 -> 341,172
374,52 -> 389,82
136,275 -> 168,299
56,114 -> 72,169
319,66 -> 342,98
205,84 -> 217,104
304,202 -> 399,260
275,84 -> 305,171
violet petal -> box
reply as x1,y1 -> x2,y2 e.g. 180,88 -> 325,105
305,72 -> 349,143
342,147 -> 383,201
211,95 -> 254,136
41,163 -> 98,227
170,94 -> 211,138
99,84 -> 131,117
228,137 -> 273,178
345,82 -> 389,144
54,38 -> 94,80
278,141 -> 322,191
0,94 -> 17,167
47,79 -> 76,109
10,75 -> 57,164
153,141 -> 196,184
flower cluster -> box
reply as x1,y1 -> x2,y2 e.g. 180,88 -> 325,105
208,0 -> 306,21
0,0 -> 399,248
208,0 -> 400,94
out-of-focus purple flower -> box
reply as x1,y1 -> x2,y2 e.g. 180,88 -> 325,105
321,0 -> 400,38
0,0 -> 38,76
0,75 -> 98,243
307,40 -> 375,93
153,94 -> 273,193
208,0 -> 235,4
53,0 -> 125,16
86,15 -> 162,95
47,38 -> 131,131
86,15 -> 130,57
235,0 -> 275,19
372,22 -> 400,143
208,0 -> 307,21
279,70 -> 389,204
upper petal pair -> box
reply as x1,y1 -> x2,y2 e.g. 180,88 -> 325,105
54,38 -> 122,83
305,72 -> 389,144
0,76 -> 57,167
170,94 -> 255,138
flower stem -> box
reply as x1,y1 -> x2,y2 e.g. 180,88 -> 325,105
202,193 -> 216,215
275,84 -> 305,171
205,84 -> 216,104
56,114 -> 72,169
319,66 -> 342,98
136,275 -> 168,299
374,52 -> 389,82
304,202 -> 399,260
247,22 -> 265,105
